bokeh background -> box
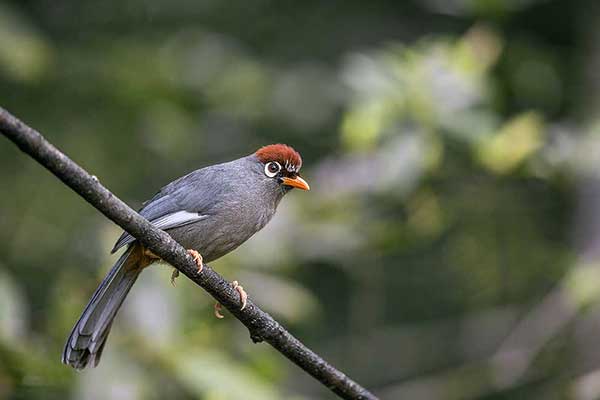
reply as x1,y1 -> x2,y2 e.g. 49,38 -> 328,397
2,0 -> 600,399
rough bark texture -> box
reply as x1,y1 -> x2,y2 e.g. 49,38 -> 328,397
0,106 -> 378,400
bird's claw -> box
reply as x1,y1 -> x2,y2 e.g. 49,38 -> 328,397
170,269 -> 179,287
173,249 -> 202,286
213,280 -> 248,319
187,249 -> 203,273
214,302 -> 224,319
232,280 -> 247,311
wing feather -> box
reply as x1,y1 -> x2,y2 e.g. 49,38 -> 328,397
111,210 -> 206,253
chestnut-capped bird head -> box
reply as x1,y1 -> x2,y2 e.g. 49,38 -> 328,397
254,144 -> 310,195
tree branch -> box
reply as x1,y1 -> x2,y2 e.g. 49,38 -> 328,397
0,107 -> 378,400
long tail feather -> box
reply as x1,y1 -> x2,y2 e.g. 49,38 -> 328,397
62,245 -> 142,369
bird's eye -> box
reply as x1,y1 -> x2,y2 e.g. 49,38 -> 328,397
264,161 -> 281,178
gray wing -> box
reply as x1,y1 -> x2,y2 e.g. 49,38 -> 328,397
111,210 -> 207,252
110,164 -> 230,253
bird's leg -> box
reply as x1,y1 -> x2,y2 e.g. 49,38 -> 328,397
213,280 -> 248,319
142,247 -> 162,265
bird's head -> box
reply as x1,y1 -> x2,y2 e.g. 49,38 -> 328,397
255,144 -> 310,193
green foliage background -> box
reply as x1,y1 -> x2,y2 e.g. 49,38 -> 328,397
1,1 -> 599,399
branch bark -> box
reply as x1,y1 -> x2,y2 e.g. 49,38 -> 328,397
0,107 -> 378,400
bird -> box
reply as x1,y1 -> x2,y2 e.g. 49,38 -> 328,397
61,144 -> 310,370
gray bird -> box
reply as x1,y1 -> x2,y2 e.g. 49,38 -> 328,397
62,144 -> 309,369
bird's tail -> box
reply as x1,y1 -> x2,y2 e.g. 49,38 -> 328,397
62,244 -> 145,369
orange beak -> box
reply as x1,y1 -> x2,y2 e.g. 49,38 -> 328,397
281,176 -> 310,191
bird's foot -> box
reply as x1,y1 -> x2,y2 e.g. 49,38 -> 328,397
170,269 -> 179,287
214,302 -> 224,319
187,249 -> 203,273
232,280 -> 247,310
213,280 -> 248,319
172,250 -> 202,286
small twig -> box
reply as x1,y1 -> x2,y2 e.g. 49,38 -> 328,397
0,107 -> 378,400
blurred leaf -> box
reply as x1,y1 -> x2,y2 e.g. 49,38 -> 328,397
0,4 -> 52,82
477,111 -> 544,173
341,100 -> 392,150
565,265 -> 600,310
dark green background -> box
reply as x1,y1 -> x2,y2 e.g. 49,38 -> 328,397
1,1 -> 598,399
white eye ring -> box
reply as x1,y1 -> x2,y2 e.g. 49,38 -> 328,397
264,161 -> 282,178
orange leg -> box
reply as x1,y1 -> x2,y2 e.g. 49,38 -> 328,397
213,280 -> 248,319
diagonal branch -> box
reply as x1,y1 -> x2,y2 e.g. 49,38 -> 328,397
0,107 -> 378,400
